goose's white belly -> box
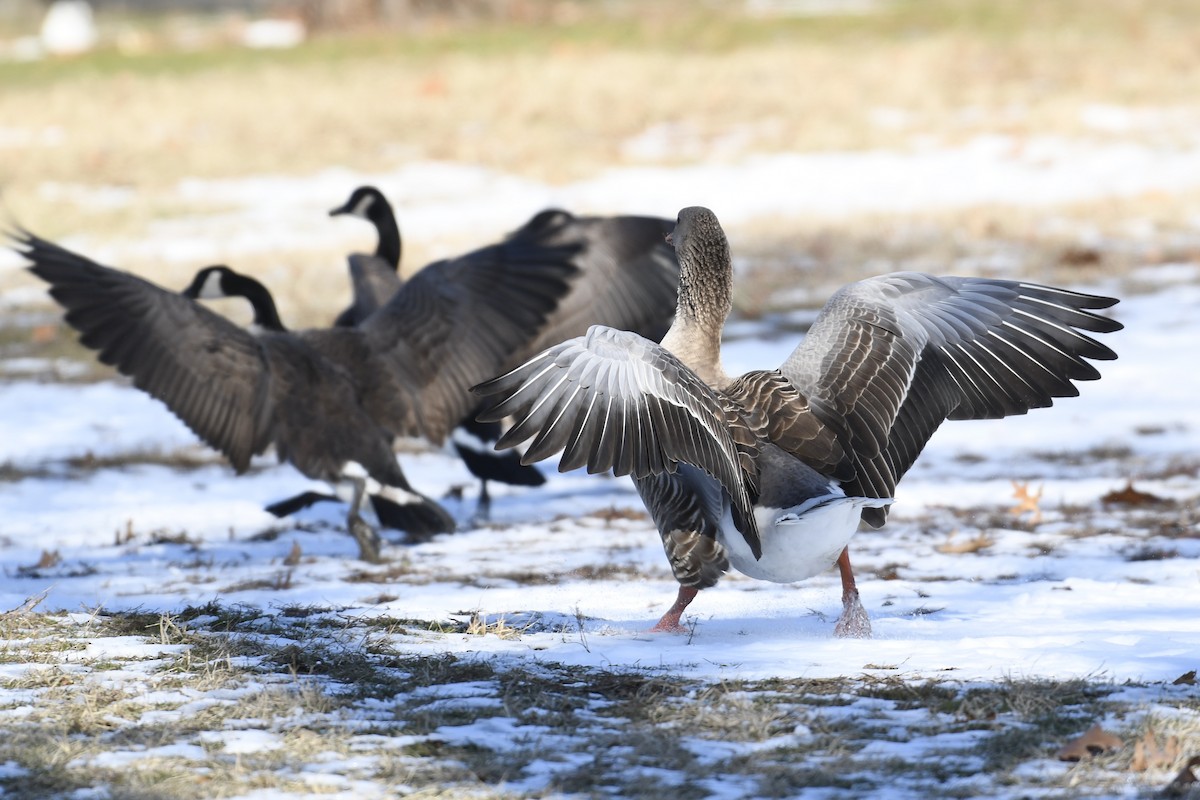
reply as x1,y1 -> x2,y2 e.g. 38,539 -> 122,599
718,495 -> 886,583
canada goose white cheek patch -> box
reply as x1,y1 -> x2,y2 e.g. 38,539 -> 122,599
351,195 -> 375,219
196,270 -> 226,300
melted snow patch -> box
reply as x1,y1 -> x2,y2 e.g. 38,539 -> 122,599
197,729 -> 284,754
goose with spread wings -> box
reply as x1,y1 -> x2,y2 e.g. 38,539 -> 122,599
16,227 -> 581,561
475,205 -> 1123,636
177,263 -> 463,535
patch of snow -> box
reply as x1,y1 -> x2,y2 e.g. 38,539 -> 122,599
72,743 -> 208,768
27,135 -> 1200,271
197,729 -> 284,754
240,19 -> 306,50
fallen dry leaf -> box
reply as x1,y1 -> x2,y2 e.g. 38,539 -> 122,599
34,550 -> 61,570
1102,481 -> 1166,506
1163,756 -> 1200,797
1131,729 -> 1180,772
935,531 -> 995,554
1010,480 -> 1043,525
30,323 -> 59,344
283,540 -> 303,567
1056,723 -> 1123,761
1174,671 -> 1197,686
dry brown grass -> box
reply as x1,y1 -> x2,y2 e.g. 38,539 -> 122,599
0,606 -> 1190,798
2,1 -> 1199,213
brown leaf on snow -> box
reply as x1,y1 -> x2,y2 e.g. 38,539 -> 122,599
1174,670 -> 1197,686
1101,481 -> 1166,506
1163,756 -> 1200,797
1010,480 -> 1043,524
935,531 -> 995,554
1130,729 -> 1180,772
30,323 -> 59,344
34,550 -> 61,570
1056,723 -> 1123,761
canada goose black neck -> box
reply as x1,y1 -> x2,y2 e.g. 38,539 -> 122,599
371,198 -> 401,270
660,206 -> 731,386
331,186 -> 402,270
183,266 -> 286,333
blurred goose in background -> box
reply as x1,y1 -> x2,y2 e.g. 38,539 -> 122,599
323,185 -> 545,512
476,206 -> 1123,637
328,185 -> 403,328
179,264 -> 450,535
322,192 -> 681,515
17,224 -> 584,560
19,241 -> 460,562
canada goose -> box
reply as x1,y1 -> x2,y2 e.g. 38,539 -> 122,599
328,185 -> 403,328
323,186 -> 546,510
180,264 -> 454,536
475,206 -> 1123,637
320,194 -> 681,514
16,224 -> 581,560
20,244 -> 457,561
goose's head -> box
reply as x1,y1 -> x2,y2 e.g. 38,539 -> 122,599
182,265 -> 240,301
182,266 -> 286,333
525,208 -> 575,234
669,206 -> 733,325
330,185 -> 388,222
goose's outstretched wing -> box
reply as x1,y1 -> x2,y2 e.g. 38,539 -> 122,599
781,272 -> 1122,525
473,325 -> 763,557
333,253 -> 403,327
518,212 -> 680,351
360,236 -> 581,443
16,231 -> 274,472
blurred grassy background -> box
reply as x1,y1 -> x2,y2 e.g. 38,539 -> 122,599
2,0 -> 1199,344
4,1 -> 1200,196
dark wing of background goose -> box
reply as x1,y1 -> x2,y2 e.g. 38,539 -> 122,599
453,208 -> 680,512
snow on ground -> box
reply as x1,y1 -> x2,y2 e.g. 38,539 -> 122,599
1,137 -> 1199,797
0,277 -> 1195,686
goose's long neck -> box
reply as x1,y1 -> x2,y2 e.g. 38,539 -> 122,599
229,274 -> 287,333
660,219 -> 733,388
371,201 -> 402,271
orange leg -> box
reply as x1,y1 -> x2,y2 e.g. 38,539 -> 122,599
833,547 -> 872,638
647,585 -> 699,633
